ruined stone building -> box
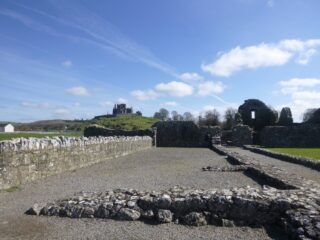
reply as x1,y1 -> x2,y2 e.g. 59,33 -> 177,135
112,104 -> 133,116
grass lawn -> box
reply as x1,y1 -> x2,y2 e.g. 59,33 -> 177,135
263,148 -> 320,160
0,132 -> 82,141
92,115 -> 159,130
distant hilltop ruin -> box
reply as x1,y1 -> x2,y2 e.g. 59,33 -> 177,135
94,103 -> 142,119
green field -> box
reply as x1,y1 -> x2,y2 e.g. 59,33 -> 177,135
92,115 -> 159,130
0,132 -> 82,141
263,148 -> 320,160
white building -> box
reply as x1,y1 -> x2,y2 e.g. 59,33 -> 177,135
0,124 -> 14,133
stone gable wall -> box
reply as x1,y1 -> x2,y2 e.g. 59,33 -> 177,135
153,121 -> 221,147
0,136 -> 152,190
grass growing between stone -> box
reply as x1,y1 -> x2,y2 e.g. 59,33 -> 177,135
3,185 -> 21,192
0,132 -> 82,141
263,148 -> 320,160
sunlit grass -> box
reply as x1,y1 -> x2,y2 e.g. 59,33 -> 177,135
263,148 -> 320,160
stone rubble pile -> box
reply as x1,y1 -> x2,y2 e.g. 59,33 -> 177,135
0,136 -> 152,152
26,185 -> 320,239
211,144 -> 320,239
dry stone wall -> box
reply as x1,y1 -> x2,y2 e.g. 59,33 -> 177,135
0,136 -> 152,190
260,124 -> 320,147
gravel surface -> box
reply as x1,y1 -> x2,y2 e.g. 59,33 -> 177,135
0,147 -> 284,240
232,147 -> 320,183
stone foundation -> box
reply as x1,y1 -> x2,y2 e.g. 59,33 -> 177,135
0,136 -> 152,190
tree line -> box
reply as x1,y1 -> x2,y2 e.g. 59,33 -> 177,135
153,107 -> 319,129
153,108 -> 239,130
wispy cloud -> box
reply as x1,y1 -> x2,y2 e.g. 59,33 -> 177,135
61,60 -> 73,67
202,39 -> 320,77
130,90 -> 158,101
5,2 -> 179,77
276,77 -> 320,121
66,86 -> 89,96
21,101 -> 50,109
155,81 -> 193,97
198,81 -> 226,96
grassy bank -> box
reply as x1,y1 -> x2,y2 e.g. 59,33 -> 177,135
263,148 -> 320,160
92,115 -> 159,130
0,132 -> 82,141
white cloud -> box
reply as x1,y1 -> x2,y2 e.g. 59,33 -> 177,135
155,81 -> 193,97
277,77 -> 320,121
202,39 -> 320,77
74,102 -> 80,107
53,108 -> 72,119
131,90 -> 158,101
99,101 -> 113,107
198,81 -> 226,96
163,101 -> 177,106
279,78 -> 320,88
202,44 -> 292,77
21,101 -> 50,109
179,72 -> 203,82
61,60 -> 73,67
66,86 -> 89,96
117,98 -> 128,104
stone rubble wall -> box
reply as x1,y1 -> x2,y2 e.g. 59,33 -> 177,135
153,121 -> 221,147
211,144 -> 320,239
260,124 -> 320,147
231,125 -> 252,147
243,145 -> 320,171
0,136 -> 152,190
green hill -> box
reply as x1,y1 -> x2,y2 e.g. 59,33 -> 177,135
91,115 -> 159,130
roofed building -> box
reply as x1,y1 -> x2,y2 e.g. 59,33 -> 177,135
0,123 -> 14,133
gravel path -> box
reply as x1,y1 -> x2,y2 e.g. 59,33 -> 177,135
0,147 -> 284,240
232,147 -> 320,183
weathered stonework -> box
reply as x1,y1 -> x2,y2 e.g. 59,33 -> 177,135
153,121 -> 221,147
231,125 -> 252,147
211,144 -> 320,239
260,124 -> 320,147
0,136 -> 152,190
243,145 -> 320,171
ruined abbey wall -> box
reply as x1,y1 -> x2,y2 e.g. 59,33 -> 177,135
153,121 -> 221,147
0,136 -> 152,190
260,124 -> 320,147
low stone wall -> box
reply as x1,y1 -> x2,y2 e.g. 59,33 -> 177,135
26,185 -> 320,239
210,144 -> 320,239
243,145 -> 320,171
0,136 -> 152,190
260,124 -> 320,147
84,125 -> 155,142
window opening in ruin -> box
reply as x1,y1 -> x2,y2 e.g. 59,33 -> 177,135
251,111 -> 256,119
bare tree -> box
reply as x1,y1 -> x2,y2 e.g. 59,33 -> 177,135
171,110 -> 178,121
159,108 -> 169,121
303,108 -> 317,122
183,112 -> 194,121
204,109 -> 221,126
223,108 -> 237,129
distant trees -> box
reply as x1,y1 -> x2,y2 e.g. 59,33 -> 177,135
154,108 -> 169,120
278,107 -> 293,126
153,109 -> 194,121
199,109 -> 221,127
222,108 -> 237,130
303,108 -> 317,122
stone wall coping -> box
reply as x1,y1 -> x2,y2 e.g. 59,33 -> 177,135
0,136 -> 152,153
243,145 -> 320,171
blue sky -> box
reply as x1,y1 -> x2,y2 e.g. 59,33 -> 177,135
1,0 -> 320,122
